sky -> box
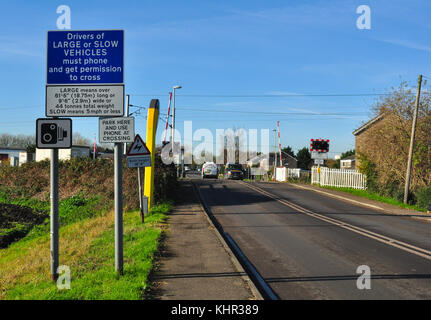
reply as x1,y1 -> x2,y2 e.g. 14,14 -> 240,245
0,0 -> 430,158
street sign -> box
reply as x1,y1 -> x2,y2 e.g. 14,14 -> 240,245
311,151 -> 328,160
99,117 -> 134,143
46,84 -> 124,117
47,30 -> 124,84
127,134 -> 150,156
314,159 -> 324,165
127,155 -> 151,168
127,135 -> 151,168
36,118 -> 72,149
46,30 -> 124,117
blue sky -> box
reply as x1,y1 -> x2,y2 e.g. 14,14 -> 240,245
0,0 -> 430,157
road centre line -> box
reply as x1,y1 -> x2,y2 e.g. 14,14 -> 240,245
238,181 -> 431,262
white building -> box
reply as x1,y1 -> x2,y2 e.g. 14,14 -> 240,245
340,155 -> 356,169
0,147 -> 34,166
36,145 -> 90,161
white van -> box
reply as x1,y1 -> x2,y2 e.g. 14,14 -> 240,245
202,162 -> 218,179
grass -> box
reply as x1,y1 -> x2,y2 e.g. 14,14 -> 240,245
0,202 -> 171,300
0,187 -> 111,245
318,186 -> 427,213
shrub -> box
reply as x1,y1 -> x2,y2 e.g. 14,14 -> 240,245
415,187 -> 431,210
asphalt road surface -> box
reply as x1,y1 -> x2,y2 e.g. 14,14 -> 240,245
192,176 -> 431,299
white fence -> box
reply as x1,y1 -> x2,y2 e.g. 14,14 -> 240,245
311,166 -> 367,189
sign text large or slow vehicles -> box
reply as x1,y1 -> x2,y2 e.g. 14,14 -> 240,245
46,30 -> 124,117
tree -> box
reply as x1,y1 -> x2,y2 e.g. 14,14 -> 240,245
357,80 -> 431,193
0,134 -> 34,148
72,133 -> 91,146
296,147 -> 312,170
282,146 -> 295,158
341,149 -> 355,159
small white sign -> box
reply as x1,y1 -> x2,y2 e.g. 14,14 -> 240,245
36,118 -> 72,149
99,117 -> 134,143
127,155 -> 151,168
311,151 -> 328,160
314,159 -> 324,165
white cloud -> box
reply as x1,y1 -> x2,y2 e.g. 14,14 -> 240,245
377,38 -> 431,53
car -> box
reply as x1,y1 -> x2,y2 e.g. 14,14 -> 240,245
202,162 -> 218,179
225,163 -> 244,180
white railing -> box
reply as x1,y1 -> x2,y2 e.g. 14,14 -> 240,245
287,168 -> 301,178
311,166 -> 367,189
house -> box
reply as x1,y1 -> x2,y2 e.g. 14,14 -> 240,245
340,155 -> 356,169
36,145 -> 90,161
0,147 -> 34,166
352,113 -> 386,169
268,151 -> 298,169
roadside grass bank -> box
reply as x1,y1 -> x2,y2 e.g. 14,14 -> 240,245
0,187 -> 109,247
0,202 -> 171,300
317,185 -> 427,213
0,156 -> 178,248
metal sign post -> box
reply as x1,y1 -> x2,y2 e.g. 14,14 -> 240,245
50,148 -> 59,280
127,134 -> 151,222
36,118 -> 72,280
114,143 -> 123,275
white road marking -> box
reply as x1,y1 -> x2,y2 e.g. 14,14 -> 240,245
239,181 -> 431,262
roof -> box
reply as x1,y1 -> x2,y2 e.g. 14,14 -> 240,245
269,151 -> 297,160
0,147 -> 27,152
340,155 -> 355,161
352,113 -> 385,136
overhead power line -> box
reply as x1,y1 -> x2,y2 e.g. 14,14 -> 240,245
130,93 -> 390,98
176,108 -> 367,116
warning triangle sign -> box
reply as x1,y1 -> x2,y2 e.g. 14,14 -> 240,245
127,134 -> 151,156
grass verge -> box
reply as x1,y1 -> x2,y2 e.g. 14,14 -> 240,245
0,187 -> 111,247
0,202 -> 171,300
318,185 -> 427,213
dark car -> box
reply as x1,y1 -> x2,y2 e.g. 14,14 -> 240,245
225,163 -> 244,180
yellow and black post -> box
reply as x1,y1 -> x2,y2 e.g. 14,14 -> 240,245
144,99 -> 159,210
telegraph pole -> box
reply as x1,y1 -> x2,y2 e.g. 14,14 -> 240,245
272,129 -> 277,180
403,74 -> 422,204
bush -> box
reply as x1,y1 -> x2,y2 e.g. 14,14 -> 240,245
415,187 -> 431,210
357,152 -> 379,193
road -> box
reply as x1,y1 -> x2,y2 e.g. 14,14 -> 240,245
192,176 -> 431,299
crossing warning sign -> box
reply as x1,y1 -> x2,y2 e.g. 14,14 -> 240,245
127,134 -> 150,156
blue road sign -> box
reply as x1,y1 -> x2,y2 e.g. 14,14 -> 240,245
47,30 -> 124,84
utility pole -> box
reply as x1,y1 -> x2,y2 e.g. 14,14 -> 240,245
171,86 -> 182,144
272,129 -> 277,180
403,74 -> 422,204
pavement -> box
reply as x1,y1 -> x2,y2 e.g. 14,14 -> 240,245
151,180 -> 261,300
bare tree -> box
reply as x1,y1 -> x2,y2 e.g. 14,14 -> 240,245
0,133 -> 35,148
72,133 -> 91,146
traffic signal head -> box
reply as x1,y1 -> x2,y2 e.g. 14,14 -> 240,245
310,139 -> 330,152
